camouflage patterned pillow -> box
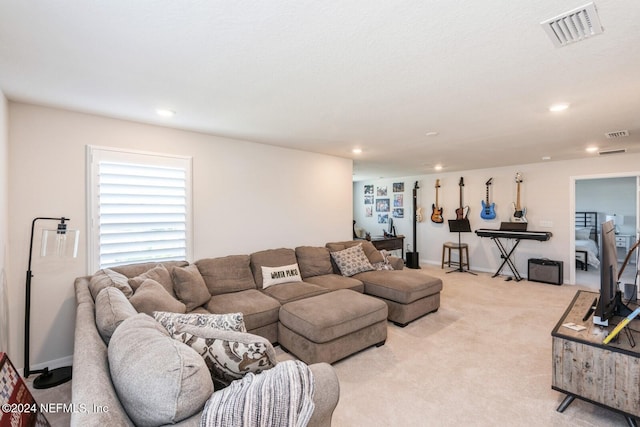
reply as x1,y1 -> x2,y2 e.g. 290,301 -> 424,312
153,311 -> 246,336
170,323 -> 277,389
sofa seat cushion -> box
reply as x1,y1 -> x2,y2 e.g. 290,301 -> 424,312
196,255 -> 257,295
279,290 -> 387,344
261,282 -> 329,305
295,246 -> 333,278
108,313 -> 213,426
303,274 -> 364,293
353,270 -> 443,304
205,289 -> 280,331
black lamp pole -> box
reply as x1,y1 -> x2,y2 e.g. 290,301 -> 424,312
24,217 -> 73,389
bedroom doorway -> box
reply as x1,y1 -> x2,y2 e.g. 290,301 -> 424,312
572,174 -> 639,288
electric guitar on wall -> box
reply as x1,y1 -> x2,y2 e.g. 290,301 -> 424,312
511,172 -> 527,222
480,178 -> 496,220
455,177 -> 470,220
414,181 -> 424,222
430,179 -> 444,223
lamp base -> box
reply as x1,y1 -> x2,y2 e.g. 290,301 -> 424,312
33,366 -> 72,389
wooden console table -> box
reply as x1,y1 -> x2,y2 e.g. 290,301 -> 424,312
358,235 -> 405,258
552,290 -> 640,426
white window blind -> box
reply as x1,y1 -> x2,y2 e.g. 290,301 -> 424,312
87,147 -> 192,272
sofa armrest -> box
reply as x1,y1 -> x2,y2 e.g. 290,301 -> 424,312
307,363 -> 340,427
388,256 -> 404,270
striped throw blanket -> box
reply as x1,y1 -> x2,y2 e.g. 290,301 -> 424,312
200,360 -> 315,427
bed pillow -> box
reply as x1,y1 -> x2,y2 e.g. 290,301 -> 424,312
576,227 -> 591,240
330,244 -> 375,277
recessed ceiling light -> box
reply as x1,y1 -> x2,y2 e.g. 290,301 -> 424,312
549,103 -> 570,112
542,156 -> 551,160
426,131 -> 439,137
586,146 -> 598,153
156,108 -> 176,117
352,148 -> 362,154
434,164 -> 443,171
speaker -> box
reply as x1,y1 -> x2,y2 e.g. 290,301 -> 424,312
528,258 -> 563,285
406,252 -> 420,269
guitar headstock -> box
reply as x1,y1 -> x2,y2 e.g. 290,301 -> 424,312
459,177 -> 464,187
414,181 -> 420,189
515,172 -> 523,183
435,179 -> 441,188
485,178 -> 493,186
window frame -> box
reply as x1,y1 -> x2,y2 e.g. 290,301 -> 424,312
86,145 -> 193,273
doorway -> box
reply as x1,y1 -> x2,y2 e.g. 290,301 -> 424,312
571,174 -> 639,288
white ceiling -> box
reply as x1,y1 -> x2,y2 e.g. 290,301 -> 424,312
1,1 -> 639,181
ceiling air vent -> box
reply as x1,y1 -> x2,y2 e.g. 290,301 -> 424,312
598,148 -> 627,156
605,130 -> 629,139
541,2 -> 604,48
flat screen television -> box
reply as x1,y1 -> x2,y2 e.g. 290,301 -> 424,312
594,220 -> 632,325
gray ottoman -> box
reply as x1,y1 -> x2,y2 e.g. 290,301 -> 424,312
278,289 -> 388,364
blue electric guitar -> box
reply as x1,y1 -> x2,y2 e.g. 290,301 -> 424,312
480,178 -> 496,220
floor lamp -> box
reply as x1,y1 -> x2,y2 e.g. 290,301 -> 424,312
24,217 -> 78,389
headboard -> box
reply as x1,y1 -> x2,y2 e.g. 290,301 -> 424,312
575,211 -> 598,242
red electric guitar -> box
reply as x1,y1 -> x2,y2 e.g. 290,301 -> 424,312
455,177 -> 470,219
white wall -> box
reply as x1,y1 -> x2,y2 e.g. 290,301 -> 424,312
7,102 -> 353,371
354,156 -> 640,287
0,92 -> 8,353
576,177 -> 637,236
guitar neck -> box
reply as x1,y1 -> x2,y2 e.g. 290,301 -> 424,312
516,183 -> 521,210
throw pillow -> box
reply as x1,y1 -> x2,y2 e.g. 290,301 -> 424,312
108,313 -> 213,426
88,268 -> 133,300
576,227 -> 591,240
153,311 -> 247,336
170,323 -> 277,389
261,263 -> 303,289
200,360 -> 315,427
95,286 -> 138,344
330,244 -> 375,277
372,249 -> 395,271
128,264 -> 176,297
129,279 -> 186,316
171,264 -> 211,311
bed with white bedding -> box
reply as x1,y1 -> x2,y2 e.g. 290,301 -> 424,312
575,211 -> 599,269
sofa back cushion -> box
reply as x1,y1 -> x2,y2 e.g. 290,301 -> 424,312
295,246 -> 333,279
250,248 -> 298,288
326,240 -> 384,269
88,269 -> 133,300
171,264 -> 212,311
110,261 -> 189,279
95,286 -> 138,344
195,255 -> 256,295
128,265 -> 176,297
108,313 -> 213,426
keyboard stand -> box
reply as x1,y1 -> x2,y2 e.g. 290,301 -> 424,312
490,237 -> 522,281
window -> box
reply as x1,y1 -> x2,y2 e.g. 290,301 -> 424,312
87,146 -> 193,272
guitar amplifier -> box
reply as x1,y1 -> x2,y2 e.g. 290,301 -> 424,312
528,258 -> 563,285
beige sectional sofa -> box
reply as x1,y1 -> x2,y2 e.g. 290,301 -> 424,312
72,241 -> 442,426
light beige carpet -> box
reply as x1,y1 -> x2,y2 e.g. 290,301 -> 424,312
313,266 -> 627,427
30,265 -> 628,426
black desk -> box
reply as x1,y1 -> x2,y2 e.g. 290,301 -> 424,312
358,235 -> 405,258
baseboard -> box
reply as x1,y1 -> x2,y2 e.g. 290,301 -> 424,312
18,354 -> 73,377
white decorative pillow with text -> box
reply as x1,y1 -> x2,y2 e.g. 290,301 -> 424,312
261,263 -> 303,288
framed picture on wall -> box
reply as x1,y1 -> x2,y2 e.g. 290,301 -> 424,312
378,214 -> 389,224
393,182 -> 405,192
364,185 -> 374,195
393,208 -> 404,218
377,186 -> 387,196
394,194 -> 403,207
376,198 -> 390,212
364,195 -> 374,205
365,206 -> 373,217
